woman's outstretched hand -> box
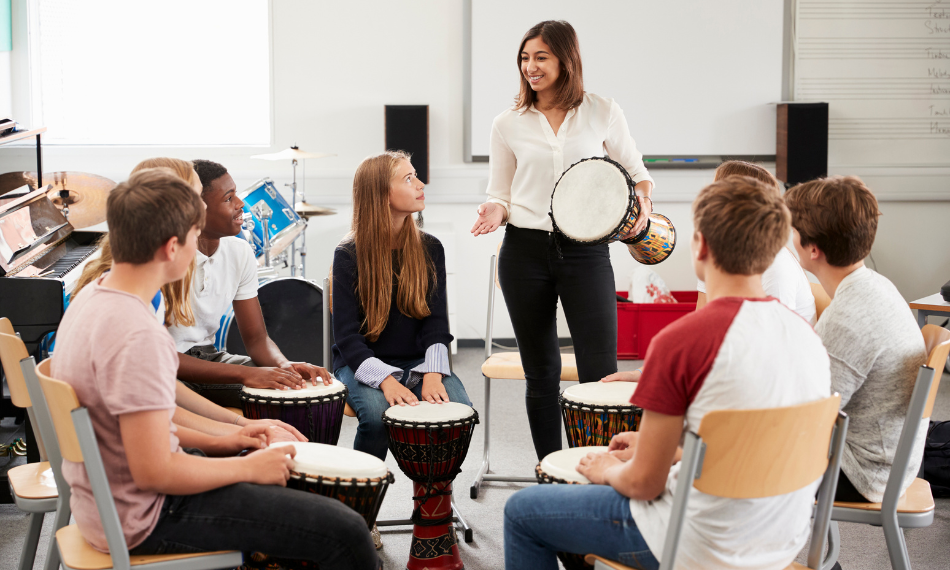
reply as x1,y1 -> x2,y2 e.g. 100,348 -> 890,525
471,202 -> 506,236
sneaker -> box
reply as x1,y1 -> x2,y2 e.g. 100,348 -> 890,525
371,524 -> 383,550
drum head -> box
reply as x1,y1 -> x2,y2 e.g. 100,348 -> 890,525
562,381 -> 638,407
383,401 -> 475,423
242,378 -> 345,400
226,277 -> 325,366
539,446 -> 609,484
273,441 -> 388,479
552,158 -> 631,242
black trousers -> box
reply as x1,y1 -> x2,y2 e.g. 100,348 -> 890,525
498,225 -> 618,460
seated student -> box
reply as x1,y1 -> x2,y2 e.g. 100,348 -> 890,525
169,159 -> 330,408
785,176 -> 926,504
504,176 -> 831,570
51,169 -> 377,568
332,151 -> 472,462
607,161 -> 816,384
72,158 -> 303,443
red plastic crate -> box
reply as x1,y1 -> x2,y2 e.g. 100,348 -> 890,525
617,291 -> 698,360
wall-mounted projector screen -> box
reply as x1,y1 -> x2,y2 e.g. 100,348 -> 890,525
470,0 -> 785,158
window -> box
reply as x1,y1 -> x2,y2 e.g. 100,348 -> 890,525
28,0 -> 270,145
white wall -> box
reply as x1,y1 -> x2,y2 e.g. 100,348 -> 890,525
1,0 -> 949,341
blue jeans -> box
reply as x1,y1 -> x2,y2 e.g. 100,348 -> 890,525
335,357 -> 472,460
504,484 -> 659,570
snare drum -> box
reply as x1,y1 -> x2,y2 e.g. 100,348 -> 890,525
277,441 -> 394,528
535,446 -> 609,570
550,156 -> 676,264
241,380 -> 347,445
383,402 -> 478,570
238,178 -> 306,260
560,382 -> 642,448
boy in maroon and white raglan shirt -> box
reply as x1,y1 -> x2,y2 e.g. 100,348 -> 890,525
504,176 -> 831,570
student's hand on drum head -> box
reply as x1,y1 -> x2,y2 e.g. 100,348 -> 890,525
381,376 -> 419,407
577,450 -> 622,485
607,431 -> 640,462
214,424 -> 271,456
243,366 -> 306,390
281,362 -> 333,386
244,444 -> 296,486
244,418 -> 308,442
470,202 -> 506,236
601,370 -> 641,383
421,373 -> 449,404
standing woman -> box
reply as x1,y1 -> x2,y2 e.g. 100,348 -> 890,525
471,20 -> 654,460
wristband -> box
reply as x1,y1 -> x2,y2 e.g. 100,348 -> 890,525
638,196 -> 652,210
232,415 -> 241,425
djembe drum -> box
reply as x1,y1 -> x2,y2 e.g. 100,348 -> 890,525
535,446 -> 610,570
383,402 -> 478,570
550,156 -> 676,265
240,380 -> 347,445
560,381 -> 642,448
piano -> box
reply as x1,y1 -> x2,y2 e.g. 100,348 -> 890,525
0,184 -> 104,356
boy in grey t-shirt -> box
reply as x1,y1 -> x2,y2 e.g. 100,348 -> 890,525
786,176 -> 926,503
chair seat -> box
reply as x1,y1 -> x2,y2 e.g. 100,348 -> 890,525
56,525 -> 241,570
834,477 -> 934,514
344,402 -> 356,417
482,351 -> 579,381
585,553 -> 810,570
9,461 -> 57,500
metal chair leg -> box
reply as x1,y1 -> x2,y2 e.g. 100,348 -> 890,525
452,501 -> 473,543
18,512 -> 44,570
883,512 -> 910,570
471,375 -> 492,499
43,498 -> 71,570
821,521 -> 840,570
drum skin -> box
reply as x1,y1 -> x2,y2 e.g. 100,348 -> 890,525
221,277 -> 325,365
560,395 -> 642,448
240,385 -> 346,445
383,405 -> 479,570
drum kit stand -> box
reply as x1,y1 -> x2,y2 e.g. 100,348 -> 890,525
250,145 -> 337,279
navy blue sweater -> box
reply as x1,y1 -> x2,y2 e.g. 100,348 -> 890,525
331,233 -> 453,374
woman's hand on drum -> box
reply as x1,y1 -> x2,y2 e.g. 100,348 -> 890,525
601,370 -> 641,383
420,373 -> 449,404
607,431 -> 640,462
241,418 -> 308,442
620,184 -> 654,240
243,366 -> 307,390
242,444 -> 296,487
577,450 -> 623,485
381,376 -> 419,407
470,202 -> 506,236
281,361 -> 333,386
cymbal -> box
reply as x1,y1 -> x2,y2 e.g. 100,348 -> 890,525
250,146 -> 336,161
295,202 -> 337,219
0,171 -> 39,196
42,172 -> 116,229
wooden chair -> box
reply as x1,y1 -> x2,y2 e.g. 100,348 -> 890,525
586,395 -> 847,570
0,319 -> 64,570
824,324 -> 950,570
810,282 -> 831,321
471,248 -> 580,499
34,361 -> 242,570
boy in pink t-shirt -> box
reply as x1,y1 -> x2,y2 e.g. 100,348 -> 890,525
52,169 -> 378,569
503,176 -> 831,570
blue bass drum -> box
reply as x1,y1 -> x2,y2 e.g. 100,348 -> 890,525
237,178 -> 307,260
215,277 -> 326,366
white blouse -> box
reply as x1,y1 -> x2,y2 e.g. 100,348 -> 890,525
485,92 -> 654,232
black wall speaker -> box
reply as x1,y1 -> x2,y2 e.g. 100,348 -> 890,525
777,102 -> 828,187
385,105 -> 429,184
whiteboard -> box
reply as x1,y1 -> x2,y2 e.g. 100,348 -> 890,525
794,0 -> 950,167
470,0 -> 785,158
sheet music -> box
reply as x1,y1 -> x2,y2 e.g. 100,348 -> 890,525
795,0 -> 950,166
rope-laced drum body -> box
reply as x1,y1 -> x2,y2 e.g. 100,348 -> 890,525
240,380 -> 347,445
559,382 -> 642,448
549,156 -> 676,265
535,446 -> 610,570
383,402 -> 478,570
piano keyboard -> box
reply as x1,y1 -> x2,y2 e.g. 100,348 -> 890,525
42,243 -> 100,279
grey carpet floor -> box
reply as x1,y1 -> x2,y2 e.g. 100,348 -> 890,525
2,347 -> 949,569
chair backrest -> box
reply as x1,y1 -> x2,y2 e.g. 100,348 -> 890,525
661,394 -> 846,570
23,357 -> 70,498
922,324 -> 950,419
810,282 -> 831,321
0,328 -> 32,408
0,316 -> 14,336
36,362 -> 134,568
322,277 -> 334,370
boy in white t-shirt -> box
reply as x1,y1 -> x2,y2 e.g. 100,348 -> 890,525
169,160 -> 330,408
504,176 -> 831,570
